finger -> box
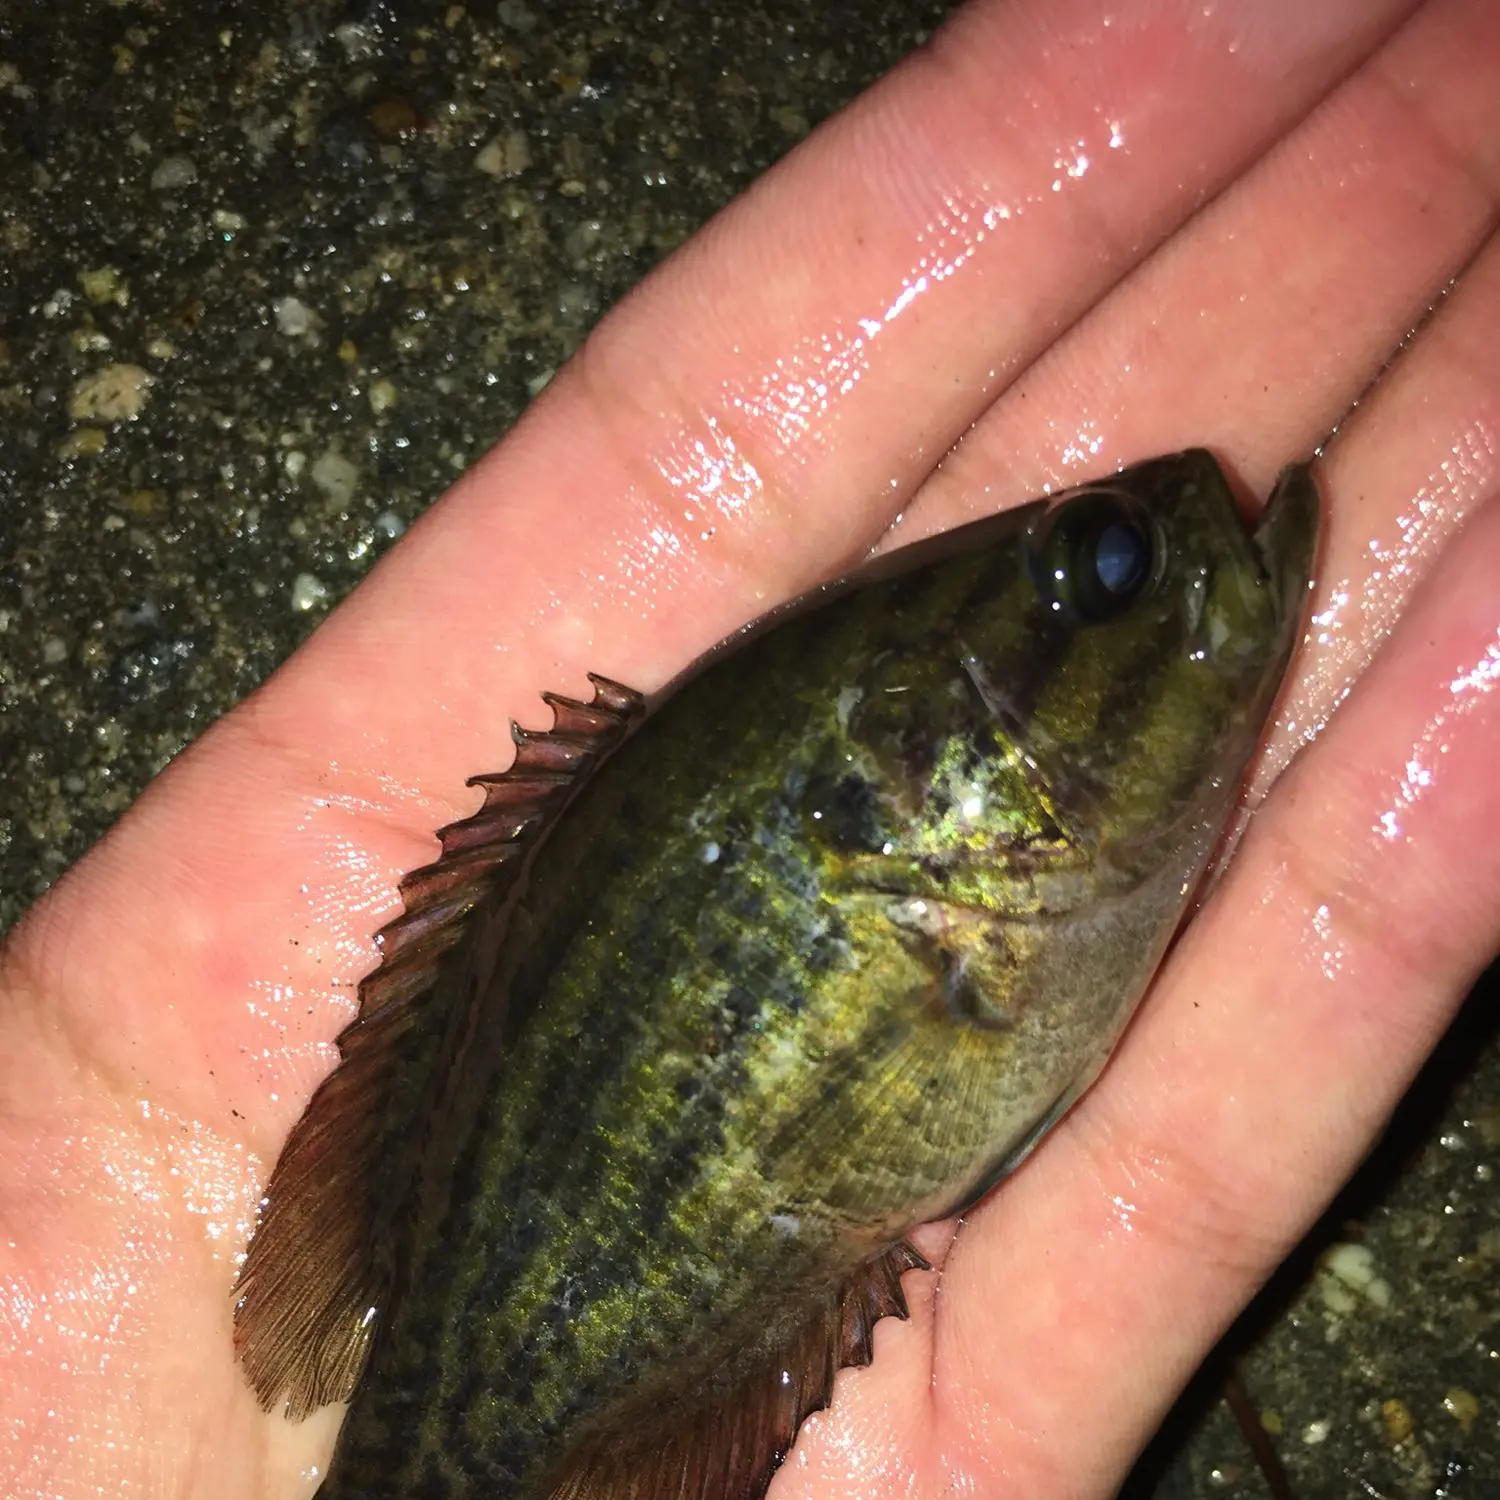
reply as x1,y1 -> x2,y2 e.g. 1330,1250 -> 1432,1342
901,0 -> 1499,523
8,0 -> 1416,1148
1262,231 -> 1500,793
892,0 -> 1500,796
0,3 -> 1430,1498
758,4 -> 1500,1486
915,246 -> 1500,1495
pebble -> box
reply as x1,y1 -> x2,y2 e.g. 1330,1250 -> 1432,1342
68,363 -> 153,423
310,448 -> 358,506
78,266 -> 128,305
58,427 -> 107,459
476,129 -> 531,178
150,154 -> 198,191
367,97 -> 420,141
1317,1242 -> 1394,1313
1468,1103 -> 1500,1149
119,599 -> 161,631
92,718 -> 125,758
1442,1387 -> 1478,1434
274,296 -> 316,337
290,573 -> 329,613
1380,1397 -> 1413,1443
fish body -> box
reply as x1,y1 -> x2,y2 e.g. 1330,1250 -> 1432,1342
234,451 -> 1318,1499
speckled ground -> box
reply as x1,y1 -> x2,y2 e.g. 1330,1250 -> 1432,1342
0,3 -> 1494,1496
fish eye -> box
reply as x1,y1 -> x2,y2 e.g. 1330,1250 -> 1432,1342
1026,490 -> 1159,624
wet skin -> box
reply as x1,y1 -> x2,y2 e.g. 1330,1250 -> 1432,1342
254,455 -> 1310,1499
3,3 -> 1500,1499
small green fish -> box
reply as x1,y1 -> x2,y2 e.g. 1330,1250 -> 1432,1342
234,450 -> 1317,1500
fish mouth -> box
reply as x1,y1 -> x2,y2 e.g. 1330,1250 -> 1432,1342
1252,461 -> 1321,629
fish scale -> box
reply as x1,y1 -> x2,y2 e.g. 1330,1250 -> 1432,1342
405,782 -> 858,1473
233,451 -> 1319,1500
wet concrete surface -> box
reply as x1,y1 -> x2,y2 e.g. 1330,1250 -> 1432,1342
0,2 -> 1495,1495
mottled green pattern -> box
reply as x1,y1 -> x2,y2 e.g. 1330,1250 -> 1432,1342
319,452 -> 1316,1498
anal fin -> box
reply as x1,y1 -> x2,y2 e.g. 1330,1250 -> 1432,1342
549,1241 -> 930,1500
232,675 -> 645,1419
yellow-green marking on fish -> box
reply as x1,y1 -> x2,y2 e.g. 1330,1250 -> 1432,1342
234,450 -> 1318,1500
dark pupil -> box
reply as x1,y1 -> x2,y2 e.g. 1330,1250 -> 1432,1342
1027,493 -> 1157,624
1092,520 -> 1148,597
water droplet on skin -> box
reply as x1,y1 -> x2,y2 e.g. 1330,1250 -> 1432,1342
652,419 -> 763,526
1372,626 -> 1500,842
720,186 -> 1035,468
1310,903 -> 1346,982
1059,421 -> 1106,468
1255,421 -> 1498,800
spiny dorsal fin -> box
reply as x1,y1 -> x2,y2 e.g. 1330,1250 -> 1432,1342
233,674 -> 645,1419
549,1241 -> 930,1500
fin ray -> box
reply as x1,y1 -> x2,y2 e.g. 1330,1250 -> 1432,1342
232,675 -> 645,1418
548,1241 -> 930,1500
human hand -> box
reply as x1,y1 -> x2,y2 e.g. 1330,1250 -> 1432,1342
3,1 -> 1498,1497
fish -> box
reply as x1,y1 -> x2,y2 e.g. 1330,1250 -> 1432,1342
232,449 -> 1318,1500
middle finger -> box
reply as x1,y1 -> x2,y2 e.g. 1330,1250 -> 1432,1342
897,0 -> 1500,792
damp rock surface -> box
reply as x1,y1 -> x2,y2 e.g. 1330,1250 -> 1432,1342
0,0 -> 945,924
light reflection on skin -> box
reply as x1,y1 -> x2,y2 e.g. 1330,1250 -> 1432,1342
1253,417 -> 1499,800
225,785 -> 427,1111
783,1385 -> 909,1500
1310,902 -> 1345,982
0,1104 -> 260,1460
1058,419 -> 1108,470
652,417 -> 765,527
1375,627 -> 1500,844
710,131 -> 1148,473
583,102 -> 1144,637
1107,1193 -> 1140,1235
290,781 -> 427,952
656,115 -> 1135,562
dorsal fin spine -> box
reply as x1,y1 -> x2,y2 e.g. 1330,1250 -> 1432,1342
232,676 -> 645,1419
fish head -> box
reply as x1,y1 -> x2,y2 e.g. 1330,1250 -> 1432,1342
788,453 -> 1319,1231
959,449 -> 1318,869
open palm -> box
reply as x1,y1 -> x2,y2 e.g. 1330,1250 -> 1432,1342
3,2 -> 1499,1497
